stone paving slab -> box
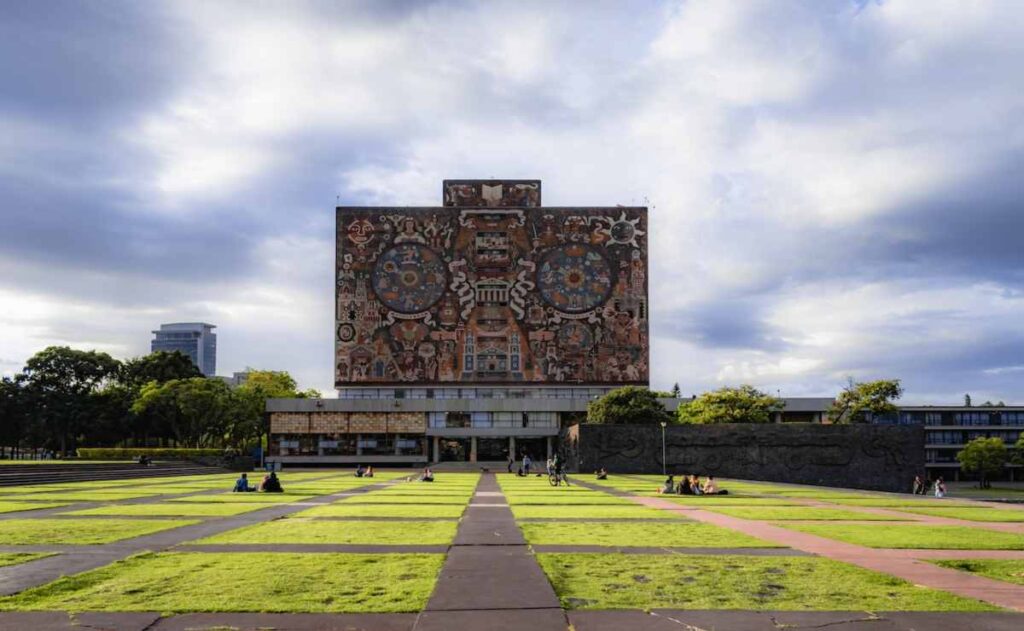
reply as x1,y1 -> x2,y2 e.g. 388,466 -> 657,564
152,612 -> 417,630
0,611 -> 161,631
414,608 -> 567,631
530,544 -> 809,555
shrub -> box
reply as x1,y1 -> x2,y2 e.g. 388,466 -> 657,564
76,448 -> 223,461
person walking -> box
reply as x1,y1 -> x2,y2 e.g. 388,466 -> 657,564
506,453 -> 514,474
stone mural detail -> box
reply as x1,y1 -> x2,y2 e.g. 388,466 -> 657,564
562,424 -> 925,493
335,204 -> 648,386
443,179 -> 541,207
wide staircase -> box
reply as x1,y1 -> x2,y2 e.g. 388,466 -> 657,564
0,461 -> 228,487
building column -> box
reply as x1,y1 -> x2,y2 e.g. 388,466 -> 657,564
432,436 -> 440,463
546,436 -> 553,460
394,434 -> 402,455
356,434 -> 363,456
470,436 -> 478,463
509,436 -> 516,460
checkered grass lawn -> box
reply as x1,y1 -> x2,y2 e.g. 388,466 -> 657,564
169,493 -> 313,503
0,553 -> 50,568
0,519 -> 199,545
890,507 -> 1024,522
65,502 -> 275,517
933,559 -> 1024,587
0,501 -> 69,514
504,494 -> 633,506
294,504 -> 465,519
520,522 -> 781,548
0,552 -> 443,613
704,507 -> 915,521
0,491 -> 167,502
197,518 -> 457,545
779,524 -> 1024,549
537,553 -> 996,611
338,494 -> 469,505
512,505 -> 678,520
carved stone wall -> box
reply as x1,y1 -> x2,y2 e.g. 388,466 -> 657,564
563,423 -> 925,493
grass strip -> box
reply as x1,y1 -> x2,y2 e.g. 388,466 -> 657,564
0,553 -> 51,568
64,503 -> 274,517
932,559 -> 1024,586
512,505 -> 679,520
537,553 -> 995,611
0,518 -> 199,545
294,504 -> 465,519
0,501 -> 69,514
520,521 -> 781,548
196,518 -> 457,545
705,507 -> 911,521
779,523 -> 1024,549
890,507 -> 1024,522
0,552 -> 442,613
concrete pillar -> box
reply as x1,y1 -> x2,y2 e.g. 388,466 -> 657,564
546,436 -> 553,460
432,436 -> 440,463
356,434 -> 363,456
394,434 -> 402,455
470,436 -> 478,463
509,436 -> 516,460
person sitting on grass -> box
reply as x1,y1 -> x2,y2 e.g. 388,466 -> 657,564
420,467 -> 435,482
912,475 -> 926,495
355,464 -> 366,478
690,475 -> 704,495
516,466 -> 526,477
657,475 -> 675,494
702,476 -> 728,495
677,474 -> 693,495
595,467 -> 608,480
934,476 -> 947,498
232,473 -> 255,492
364,466 -> 374,478
259,471 -> 283,493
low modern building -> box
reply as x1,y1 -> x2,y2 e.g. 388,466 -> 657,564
151,322 -> 217,377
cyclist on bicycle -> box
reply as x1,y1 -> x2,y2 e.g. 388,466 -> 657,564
553,452 -> 570,487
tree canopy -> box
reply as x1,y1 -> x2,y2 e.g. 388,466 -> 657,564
678,385 -> 783,424
587,386 -> 674,425
120,351 -> 201,390
827,379 -> 903,424
957,437 -> 1007,489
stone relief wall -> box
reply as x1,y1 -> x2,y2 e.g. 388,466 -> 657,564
269,412 -> 426,434
563,423 -> 925,493
335,205 -> 649,386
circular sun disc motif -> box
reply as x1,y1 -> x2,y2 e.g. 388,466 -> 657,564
537,245 -> 613,314
372,244 -> 447,314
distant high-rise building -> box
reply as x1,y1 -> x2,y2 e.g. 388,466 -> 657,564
151,323 -> 217,376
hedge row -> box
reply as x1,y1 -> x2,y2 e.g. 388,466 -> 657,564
76,448 -> 223,461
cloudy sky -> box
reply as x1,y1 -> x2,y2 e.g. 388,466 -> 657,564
2,0 -> 1023,402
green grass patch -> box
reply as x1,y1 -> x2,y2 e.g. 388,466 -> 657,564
520,522 -> 780,548
504,494 -> 632,506
0,553 -> 51,568
512,505 -> 678,520
294,504 -> 464,519
338,495 -> 468,505
661,497 -> 805,506
891,507 -> 1024,522
537,553 -> 995,611
64,503 -> 274,517
0,552 -> 442,613
706,507 -> 911,521
1,491 -> 165,502
827,498 -> 976,508
0,519 -> 199,545
0,501 -> 69,514
779,523 -> 1024,549
932,559 -> 1024,586
169,493 -> 313,503
197,519 -> 456,545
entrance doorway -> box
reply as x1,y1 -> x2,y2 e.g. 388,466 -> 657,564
515,437 -> 548,463
438,438 -> 471,462
477,438 -> 508,461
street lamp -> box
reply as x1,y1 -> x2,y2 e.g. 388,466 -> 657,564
659,421 -> 668,476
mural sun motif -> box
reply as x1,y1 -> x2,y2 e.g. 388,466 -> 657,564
371,244 -> 447,314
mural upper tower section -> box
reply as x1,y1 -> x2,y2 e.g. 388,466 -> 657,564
335,180 -> 648,387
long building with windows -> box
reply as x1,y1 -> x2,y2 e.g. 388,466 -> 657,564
267,180 -> 648,466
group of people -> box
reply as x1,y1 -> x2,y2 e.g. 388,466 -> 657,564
232,472 -> 283,493
657,474 -> 726,496
913,475 -> 948,498
355,465 -> 375,478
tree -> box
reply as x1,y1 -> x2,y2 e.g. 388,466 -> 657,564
21,346 -> 121,455
957,437 -> 1007,489
232,370 -> 317,451
132,378 -> 240,448
587,386 -> 674,425
678,385 -> 783,424
670,382 -> 681,398
827,379 -> 903,424
120,351 -> 201,390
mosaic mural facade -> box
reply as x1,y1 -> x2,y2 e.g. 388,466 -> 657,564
335,205 -> 648,386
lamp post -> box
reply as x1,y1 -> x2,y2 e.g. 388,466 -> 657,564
659,421 -> 667,476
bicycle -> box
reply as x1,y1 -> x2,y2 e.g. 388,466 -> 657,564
548,470 -> 570,487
